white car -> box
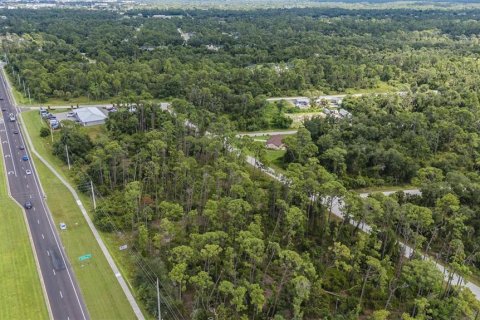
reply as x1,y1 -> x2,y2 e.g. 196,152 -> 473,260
26,169 -> 32,175
59,223 -> 67,230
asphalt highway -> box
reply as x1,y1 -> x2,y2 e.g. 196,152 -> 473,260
0,70 -> 89,320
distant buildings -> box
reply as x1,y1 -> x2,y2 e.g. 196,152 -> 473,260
324,108 -> 351,119
316,96 -> 343,107
294,98 -> 310,109
152,15 -> 183,19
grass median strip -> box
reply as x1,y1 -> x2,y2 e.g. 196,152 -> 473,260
0,130 -> 49,319
22,111 -> 138,319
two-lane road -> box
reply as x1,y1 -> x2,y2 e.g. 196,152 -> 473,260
0,69 -> 89,320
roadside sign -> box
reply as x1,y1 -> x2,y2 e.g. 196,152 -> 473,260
119,244 -> 128,251
78,254 -> 92,261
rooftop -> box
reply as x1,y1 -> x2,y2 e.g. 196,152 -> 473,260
75,107 -> 107,123
266,135 -> 285,147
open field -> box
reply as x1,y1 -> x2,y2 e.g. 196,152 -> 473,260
285,111 -> 324,127
0,123 -> 49,320
22,111 -> 139,320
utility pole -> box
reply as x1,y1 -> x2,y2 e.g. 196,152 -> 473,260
27,87 -> 31,104
17,73 -> 20,86
157,278 -> 162,320
65,144 -> 71,170
90,180 -> 96,210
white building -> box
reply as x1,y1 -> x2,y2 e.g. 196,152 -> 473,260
75,107 -> 107,126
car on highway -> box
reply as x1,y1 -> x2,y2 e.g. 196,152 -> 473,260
13,129 -> 18,134
26,169 -> 32,175
18,145 -> 24,150
48,249 -> 66,271
1,107 -> 6,111
24,201 -> 33,209
59,223 -> 67,230
22,155 -> 29,161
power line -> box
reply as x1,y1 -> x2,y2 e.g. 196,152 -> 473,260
86,179 -> 185,320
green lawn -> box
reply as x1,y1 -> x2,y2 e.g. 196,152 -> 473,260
252,135 -> 270,141
21,111 -> 140,319
265,149 -> 287,173
0,128 -> 49,319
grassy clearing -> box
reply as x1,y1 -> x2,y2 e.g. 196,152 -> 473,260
265,149 -> 287,173
252,135 -> 270,141
353,184 -> 417,194
0,128 -> 48,319
285,112 -> 324,128
22,111 -> 139,319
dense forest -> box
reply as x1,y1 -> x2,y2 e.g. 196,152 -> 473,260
4,7 -> 480,319
4,8 -> 480,129
54,101 -> 480,319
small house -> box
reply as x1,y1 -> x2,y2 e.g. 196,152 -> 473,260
266,135 -> 285,150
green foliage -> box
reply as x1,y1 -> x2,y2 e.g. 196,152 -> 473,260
52,125 -> 93,164
39,126 -> 50,137
17,7 -> 480,320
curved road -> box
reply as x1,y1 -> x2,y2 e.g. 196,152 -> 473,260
245,148 -> 480,300
0,69 -> 89,319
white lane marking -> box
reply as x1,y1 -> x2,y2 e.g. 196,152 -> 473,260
33,207 -> 35,211
41,234 -> 44,239
59,291 -> 63,299
2,72 -> 87,319
37,219 -> 40,224
26,184 -> 29,188
0,120 -> 18,177
53,269 -> 56,276
47,250 -> 50,256
29,194 -> 32,199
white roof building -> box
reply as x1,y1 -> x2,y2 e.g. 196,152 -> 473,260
75,107 -> 107,126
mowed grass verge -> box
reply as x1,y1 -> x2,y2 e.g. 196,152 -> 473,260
21,111 -> 138,319
0,126 -> 48,319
